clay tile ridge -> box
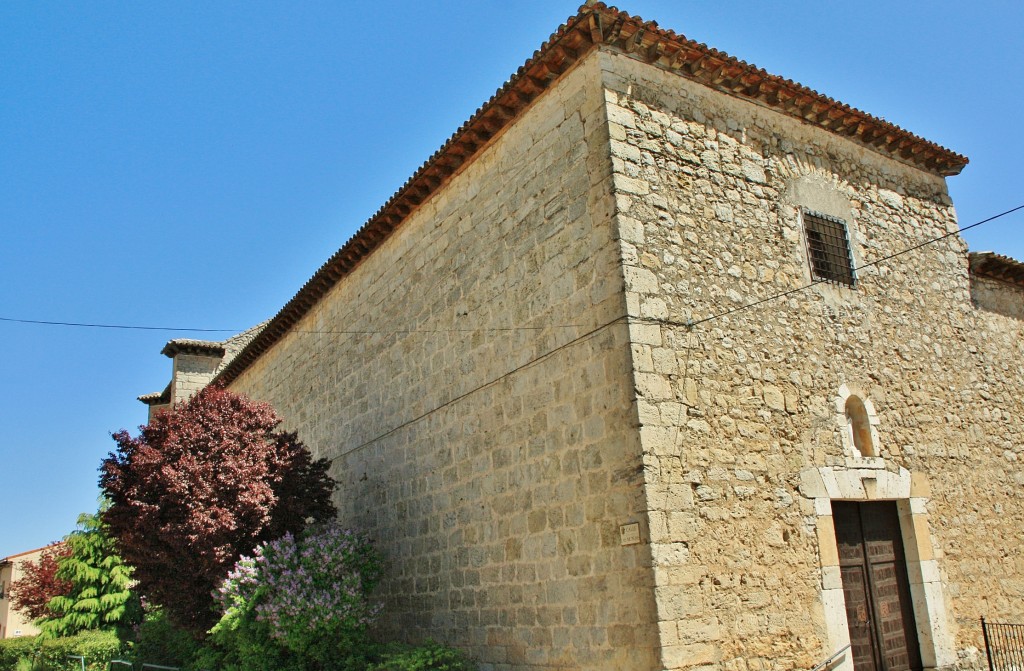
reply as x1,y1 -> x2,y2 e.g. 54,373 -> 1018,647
969,251 -> 1024,287
214,2 -> 968,387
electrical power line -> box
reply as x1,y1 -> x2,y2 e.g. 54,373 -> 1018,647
333,314 -> 629,458
0,204 -> 1020,337
2,205 -> 1017,462
0,316 -> 238,333
0,315 -> 580,336
333,204 -> 1015,456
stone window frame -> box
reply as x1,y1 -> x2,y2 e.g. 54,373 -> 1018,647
801,208 -> 857,288
800,465 -> 955,671
835,384 -> 883,468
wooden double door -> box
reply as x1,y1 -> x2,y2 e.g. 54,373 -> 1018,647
833,501 -> 922,671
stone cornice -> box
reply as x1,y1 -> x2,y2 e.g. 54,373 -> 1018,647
215,3 -> 968,387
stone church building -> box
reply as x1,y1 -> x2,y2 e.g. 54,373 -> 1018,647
140,4 -> 1023,670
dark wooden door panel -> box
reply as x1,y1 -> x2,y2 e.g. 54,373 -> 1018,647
842,564 -> 878,671
833,502 -> 922,671
872,562 -> 912,670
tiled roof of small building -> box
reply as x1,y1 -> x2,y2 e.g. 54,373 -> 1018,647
141,321 -> 269,405
214,2 -> 969,387
138,384 -> 171,406
159,321 -> 269,360
969,252 -> 1024,288
160,339 -> 224,358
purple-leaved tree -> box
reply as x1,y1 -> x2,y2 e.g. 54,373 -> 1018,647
100,386 -> 336,633
8,542 -> 72,621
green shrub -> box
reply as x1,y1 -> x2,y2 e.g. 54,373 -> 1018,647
1,630 -> 125,670
129,609 -> 202,669
370,641 -> 476,671
209,521 -> 382,671
0,636 -> 38,671
194,620 -> 309,671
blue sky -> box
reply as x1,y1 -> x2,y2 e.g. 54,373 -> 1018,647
2,1 -> 1022,559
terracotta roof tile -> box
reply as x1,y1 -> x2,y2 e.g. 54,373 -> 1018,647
969,251 -> 1024,287
160,339 -> 224,358
143,322 -> 268,405
138,384 -> 171,406
214,3 -> 968,387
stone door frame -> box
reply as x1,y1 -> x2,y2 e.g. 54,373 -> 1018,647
800,465 -> 955,670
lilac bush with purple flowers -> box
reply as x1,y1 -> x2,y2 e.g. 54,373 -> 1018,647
210,521 -> 382,670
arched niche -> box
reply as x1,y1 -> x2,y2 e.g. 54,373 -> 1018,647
845,395 -> 875,457
835,384 -> 882,466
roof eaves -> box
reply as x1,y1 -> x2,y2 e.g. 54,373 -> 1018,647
138,383 -> 171,406
585,5 -> 967,176
969,251 -> 1024,287
161,339 -> 226,358
214,7 -> 603,387
215,2 -> 968,387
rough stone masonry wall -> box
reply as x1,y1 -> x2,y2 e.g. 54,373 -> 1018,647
948,290 -> 1024,645
228,53 -> 661,670
972,274 -> 1024,320
601,50 -> 1024,670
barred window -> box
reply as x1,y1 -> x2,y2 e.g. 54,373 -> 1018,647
803,210 -> 855,287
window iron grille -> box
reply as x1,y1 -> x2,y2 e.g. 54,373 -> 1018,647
803,210 -> 856,287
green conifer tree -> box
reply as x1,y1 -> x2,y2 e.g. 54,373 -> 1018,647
39,511 -> 142,638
